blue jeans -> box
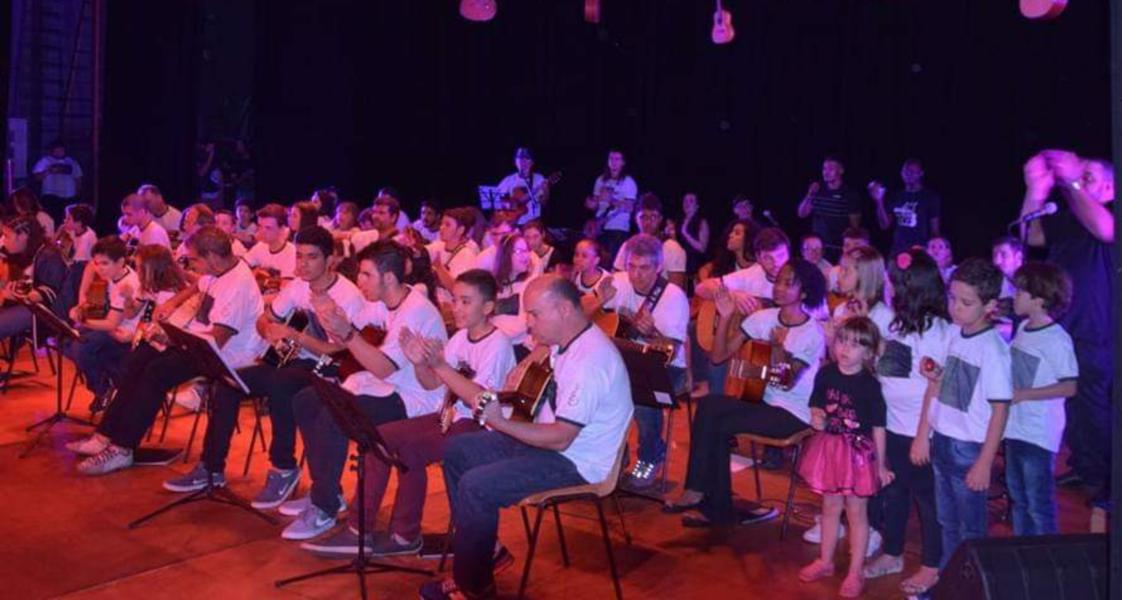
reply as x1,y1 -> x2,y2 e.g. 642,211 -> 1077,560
69,330 -> 129,396
931,432 -> 988,568
442,430 -> 586,596
633,366 -> 687,464
1004,438 -> 1058,536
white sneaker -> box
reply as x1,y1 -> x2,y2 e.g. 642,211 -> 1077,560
65,435 -> 108,456
802,514 -> 846,543
281,503 -> 336,540
77,445 -> 134,475
278,493 -> 347,517
865,528 -> 883,558
173,385 -> 202,411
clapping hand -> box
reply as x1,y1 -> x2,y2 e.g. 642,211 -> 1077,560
867,180 -> 886,203
805,181 -> 820,199
1041,149 -> 1083,186
1023,153 -> 1055,197
597,276 -> 617,303
314,296 -> 352,341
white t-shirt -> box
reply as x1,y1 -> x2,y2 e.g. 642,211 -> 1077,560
497,172 -> 548,225
244,240 -> 297,278
342,287 -> 448,417
719,263 -> 774,299
188,260 -> 267,369
444,327 -> 517,421
350,229 -> 380,254
591,175 -> 639,232
412,219 -> 440,243
1005,322 -> 1078,453
600,272 -> 689,368
153,206 -> 183,235
876,317 -> 953,437
107,267 -> 142,334
33,156 -> 83,198
739,308 -> 826,424
537,324 -> 633,483
396,211 -> 411,232
127,220 -> 171,249
427,239 -> 480,304
492,277 -> 534,346
612,238 -> 687,278
831,300 -> 895,337
928,325 -> 1013,443
71,228 -> 97,262
473,245 -> 541,278
269,274 -> 367,361
573,267 -> 610,295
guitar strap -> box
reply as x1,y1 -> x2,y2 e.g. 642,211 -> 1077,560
638,277 -> 668,318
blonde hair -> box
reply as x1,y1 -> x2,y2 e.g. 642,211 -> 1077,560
842,246 -> 886,307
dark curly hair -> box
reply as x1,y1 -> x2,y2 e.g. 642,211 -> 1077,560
784,258 -> 827,309
888,248 -> 948,336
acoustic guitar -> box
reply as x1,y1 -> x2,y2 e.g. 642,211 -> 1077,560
711,0 -> 735,45
439,363 -> 477,434
78,275 -> 110,322
312,326 -> 389,381
593,309 -> 676,365
475,358 -> 554,424
1020,0 -> 1066,20
259,310 -> 312,368
723,340 -> 794,403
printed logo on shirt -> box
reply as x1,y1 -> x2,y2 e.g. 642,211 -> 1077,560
876,340 -> 912,378
938,355 -> 979,412
893,202 -> 918,228
1011,347 -> 1041,391
196,294 -> 215,325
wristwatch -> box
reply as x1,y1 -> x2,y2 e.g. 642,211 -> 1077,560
1067,180 -> 1083,192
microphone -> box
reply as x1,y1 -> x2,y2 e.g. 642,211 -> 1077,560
1016,202 -> 1058,224
761,210 -> 780,227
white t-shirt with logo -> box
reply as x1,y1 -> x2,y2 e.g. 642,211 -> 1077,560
536,324 -> 633,483
876,317 -> 953,437
831,300 -> 895,337
189,260 -> 267,368
244,240 -> 297,278
1005,322 -> 1078,453
612,238 -> 687,278
342,287 -> 448,417
444,327 -> 517,422
600,272 -> 689,368
928,325 -> 1013,444
591,175 -> 638,232
739,308 -> 826,424
269,274 -> 367,361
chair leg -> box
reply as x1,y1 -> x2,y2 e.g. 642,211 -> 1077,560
65,368 -> 81,412
243,400 -> 265,477
659,408 -> 674,492
751,442 -> 762,501
517,506 -> 546,600
612,493 -> 632,545
520,505 -> 532,542
596,499 -> 624,600
158,395 -> 174,443
552,504 -> 570,567
780,445 -> 801,540
183,402 -> 206,463
437,517 -> 455,572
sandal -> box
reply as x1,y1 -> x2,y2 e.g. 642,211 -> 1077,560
839,573 -> 865,598
798,559 -> 835,583
900,571 -> 939,595
862,554 -> 904,579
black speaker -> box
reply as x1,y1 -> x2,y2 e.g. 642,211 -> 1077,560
933,534 -> 1107,600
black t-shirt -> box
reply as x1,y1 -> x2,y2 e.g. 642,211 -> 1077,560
809,184 -> 861,252
1043,202 -> 1116,348
809,363 -> 886,436
886,188 -> 941,254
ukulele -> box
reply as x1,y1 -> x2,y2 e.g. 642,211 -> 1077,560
723,340 -> 794,402
711,0 -> 735,45
474,359 -> 554,425
1020,0 -> 1066,20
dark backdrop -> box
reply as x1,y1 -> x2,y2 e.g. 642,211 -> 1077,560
105,0 -> 1113,260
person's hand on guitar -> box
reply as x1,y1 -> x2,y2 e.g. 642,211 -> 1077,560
810,407 -> 826,431
713,283 -> 736,317
632,308 -> 658,338
109,326 -> 132,344
731,291 -> 761,315
479,392 -> 504,425
596,276 -> 617,304
314,296 -> 352,343
261,320 -> 294,345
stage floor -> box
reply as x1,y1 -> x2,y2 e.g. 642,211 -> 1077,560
0,348 -> 1095,600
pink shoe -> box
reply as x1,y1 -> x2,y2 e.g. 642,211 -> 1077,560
798,559 -> 835,583
839,572 -> 865,598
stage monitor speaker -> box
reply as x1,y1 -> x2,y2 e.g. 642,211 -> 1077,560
933,534 -> 1107,600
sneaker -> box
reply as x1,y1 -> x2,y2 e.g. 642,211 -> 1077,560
802,514 -> 846,543
737,505 -> 779,525
299,525 -> 374,557
626,460 -> 660,489
164,463 -> 227,493
174,384 -> 202,411
251,468 -> 301,509
368,532 -> 422,557
866,527 -> 883,558
281,503 -> 337,540
77,445 -> 134,475
66,435 -> 109,456
278,493 -> 347,517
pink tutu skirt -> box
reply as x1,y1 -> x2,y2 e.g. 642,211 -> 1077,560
798,431 -> 880,497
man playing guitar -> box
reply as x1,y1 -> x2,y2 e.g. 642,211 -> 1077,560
496,147 -> 551,226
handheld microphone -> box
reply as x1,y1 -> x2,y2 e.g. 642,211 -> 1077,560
1016,202 -> 1058,224
761,210 -> 780,227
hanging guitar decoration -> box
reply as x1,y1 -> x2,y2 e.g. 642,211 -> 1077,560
711,0 -> 735,45
584,0 -> 601,24
1019,0 -> 1067,20
460,0 -> 497,22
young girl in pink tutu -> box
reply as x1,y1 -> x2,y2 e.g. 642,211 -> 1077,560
798,316 -> 891,597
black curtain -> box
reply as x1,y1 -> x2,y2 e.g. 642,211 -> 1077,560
98,0 -> 198,233
247,0 -> 1111,259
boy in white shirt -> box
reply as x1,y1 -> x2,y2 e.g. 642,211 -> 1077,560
119,193 -> 171,248
62,203 -> 98,263
1005,262 -> 1078,535
214,209 -> 248,257
243,203 -> 297,279
137,183 -> 182,236
583,234 -> 689,488
913,258 -> 1012,568
611,194 -> 686,289
428,207 -> 480,304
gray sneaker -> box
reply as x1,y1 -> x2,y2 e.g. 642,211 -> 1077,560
282,503 -> 337,540
626,460 -> 661,489
299,526 -> 374,557
163,463 -> 227,493
278,493 -> 347,517
251,468 -> 301,509
368,532 -> 422,557
77,445 -> 134,476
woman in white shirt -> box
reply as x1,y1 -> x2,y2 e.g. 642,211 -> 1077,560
585,149 -> 638,258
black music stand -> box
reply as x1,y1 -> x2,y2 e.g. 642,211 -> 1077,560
614,343 -> 683,502
275,376 -> 432,599
20,300 -> 94,458
128,323 -> 277,529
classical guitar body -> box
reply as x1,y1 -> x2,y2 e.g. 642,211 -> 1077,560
326,326 -> 389,381
711,0 -> 735,45
694,299 -> 745,353
584,0 -> 601,24
497,359 -> 554,422
1020,0 -> 1067,20
260,310 -> 311,368
80,275 -> 110,321
724,340 -> 792,402
440,364 -> 477,434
